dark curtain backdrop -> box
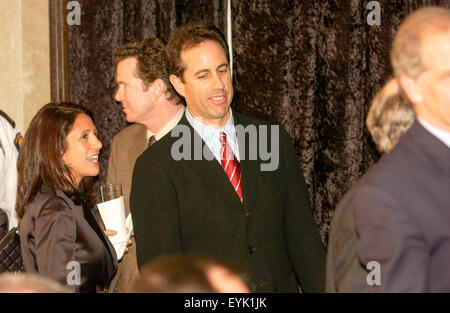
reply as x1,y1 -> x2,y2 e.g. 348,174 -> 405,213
231,0 -> 449,243
68,0 -> 449,245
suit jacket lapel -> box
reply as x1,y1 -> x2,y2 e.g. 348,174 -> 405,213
234,112 -> 260,212
83,203 -> 118,282
57,190 -> 118,280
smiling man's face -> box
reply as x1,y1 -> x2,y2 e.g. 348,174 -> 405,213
172,40 -> 233,129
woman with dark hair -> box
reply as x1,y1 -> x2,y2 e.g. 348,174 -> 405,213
16,102 -> 117,292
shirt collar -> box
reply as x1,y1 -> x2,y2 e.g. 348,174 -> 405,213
185,107 -> 240,161
417,117 -> 450,149
185,107 -> 235,134
147,105 -> 185,141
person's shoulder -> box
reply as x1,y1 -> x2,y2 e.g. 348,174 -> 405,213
0,110 -> 22,150
354,135 -> 421,200
110,124 -> 147,155
40,187 -> 72,208
0,110 -> 16,129
113,123 -> 146,142
24,187 -> 73,219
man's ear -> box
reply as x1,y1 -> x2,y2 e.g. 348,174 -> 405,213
399,73 -> 422,105
170,74 -> 185,98
151,79 -> 167,98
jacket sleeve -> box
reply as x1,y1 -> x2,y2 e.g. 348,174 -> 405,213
354,185 -> 428,292
281,126 -> 326,292
130,153 -> 182,270
34,197 -> 77,290
325,186 -> 374,292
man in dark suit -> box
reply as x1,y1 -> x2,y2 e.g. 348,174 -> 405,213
130,21 -> 325,292
326,79 -> 415,292
350,7 -> 450,292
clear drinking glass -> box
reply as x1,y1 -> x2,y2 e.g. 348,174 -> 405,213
100,184 -> 122,202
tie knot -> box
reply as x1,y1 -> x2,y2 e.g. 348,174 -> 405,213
219,132 -> 227,145
148,135 -> 157,147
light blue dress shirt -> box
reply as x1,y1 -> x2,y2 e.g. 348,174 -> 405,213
185,108 -> 240,163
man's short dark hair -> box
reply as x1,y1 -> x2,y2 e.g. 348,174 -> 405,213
114,38 -> 182,105
166,21 -> 229,82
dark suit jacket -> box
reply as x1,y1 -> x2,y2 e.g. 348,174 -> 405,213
20,186 -> 118,292
325,185 -> 374,292
106,123 -> 147,292
130,112 -> 325,292
353,121 -> 450,292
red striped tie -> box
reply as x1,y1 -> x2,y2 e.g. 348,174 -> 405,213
219,132 -> 243,202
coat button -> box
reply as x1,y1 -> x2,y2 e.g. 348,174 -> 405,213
248,246 -> 256,254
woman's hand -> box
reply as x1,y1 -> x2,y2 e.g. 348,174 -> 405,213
104,228 -> 131,238
103,228 -> 133,253
104,230 -> 117,237
125,228 -> 132,253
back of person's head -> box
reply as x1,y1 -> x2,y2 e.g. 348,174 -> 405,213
15,102 -> 95,219
366,79 -> 415,154
130,255 -> 249,293
166,21 -> 229,81
0,273 -> 70,293
391,6 -> 450,79
114,38 -> 182,105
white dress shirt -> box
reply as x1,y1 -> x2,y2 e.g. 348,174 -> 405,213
147,105 -> 185,141
418,117 -> 450,149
